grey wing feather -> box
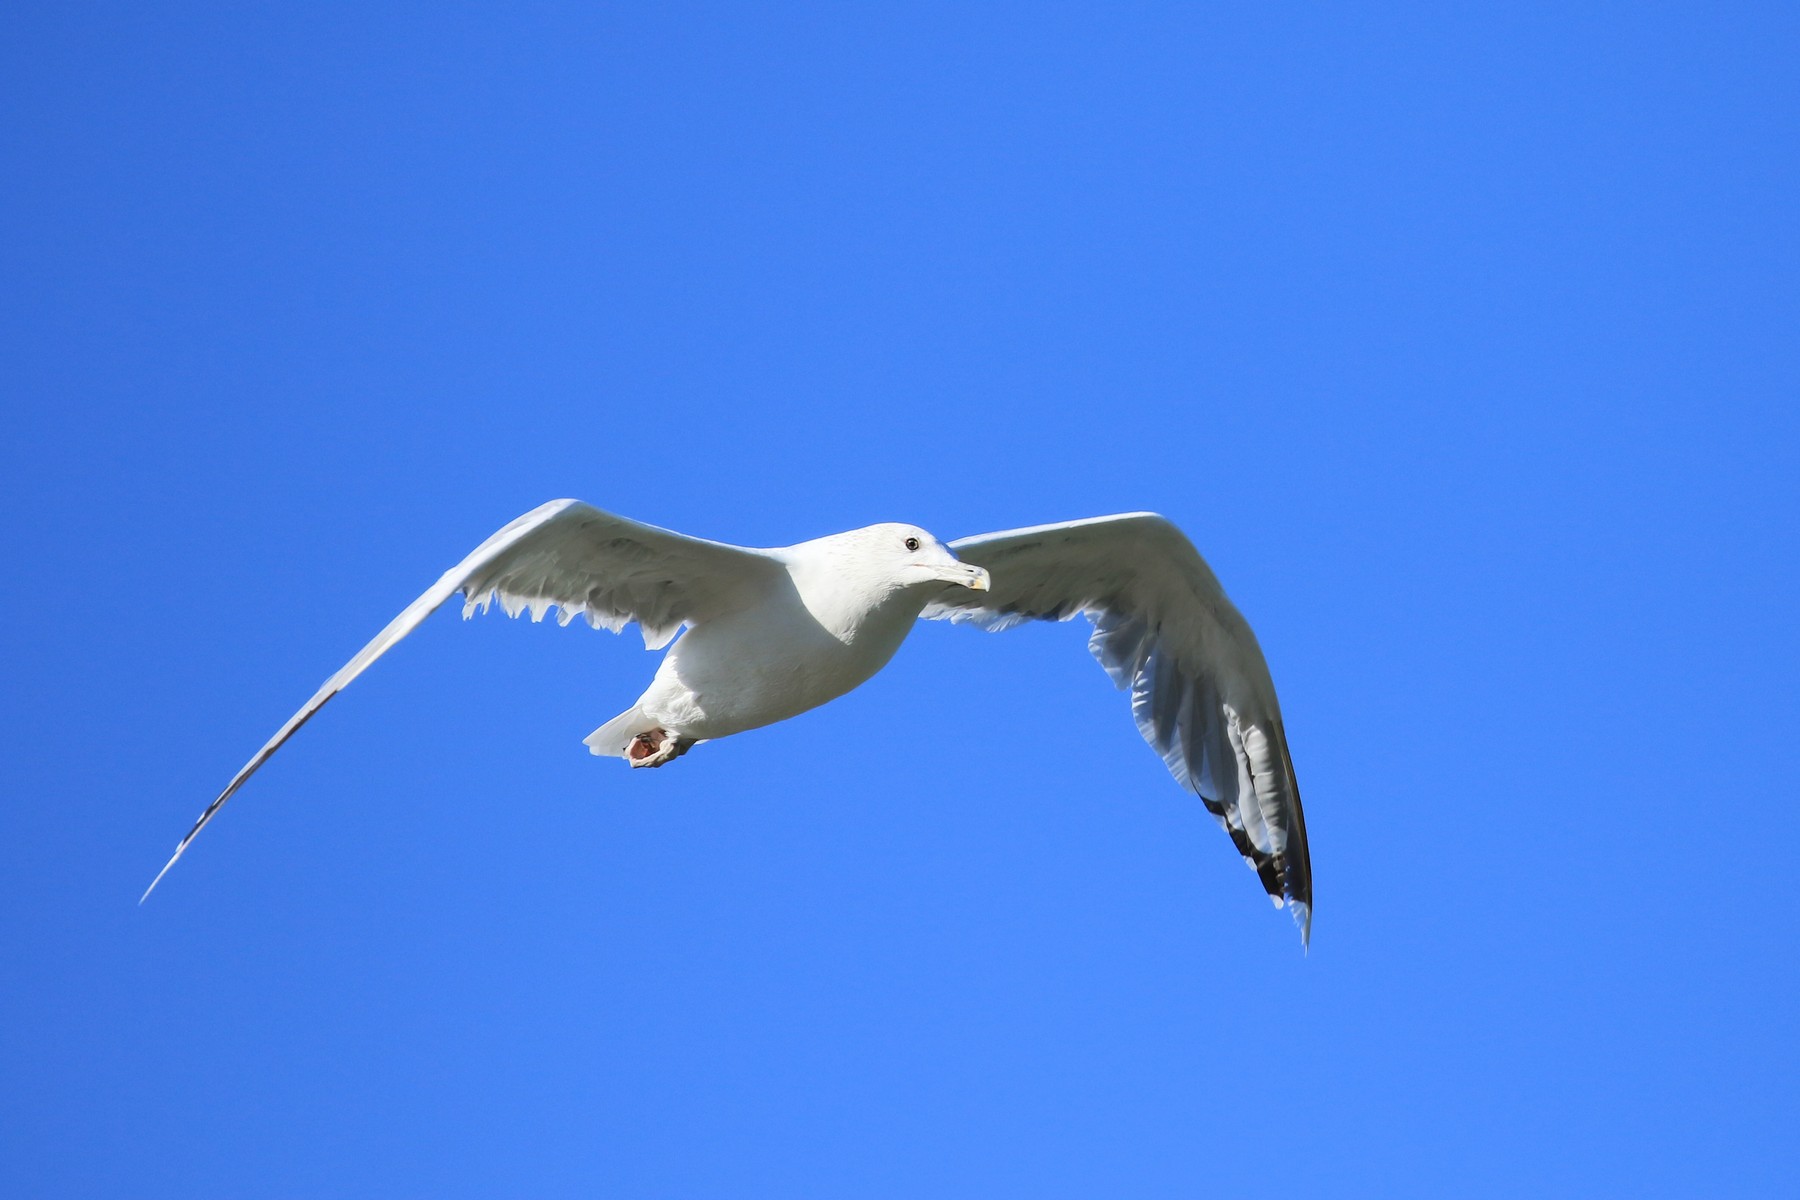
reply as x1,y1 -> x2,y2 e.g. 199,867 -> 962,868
143,500 -> 779,900
922,513 -> 1312,945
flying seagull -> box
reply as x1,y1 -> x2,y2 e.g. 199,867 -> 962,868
144,500 -> 1312,943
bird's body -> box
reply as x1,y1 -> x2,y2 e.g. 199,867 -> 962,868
630,575 -> 915,739
590,525 -> 954,759
147,502 -> 1313,944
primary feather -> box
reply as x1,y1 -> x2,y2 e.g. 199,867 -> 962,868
923,514 -> 1312,944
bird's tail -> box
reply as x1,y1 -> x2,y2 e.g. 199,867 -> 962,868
584,705 -> 660,759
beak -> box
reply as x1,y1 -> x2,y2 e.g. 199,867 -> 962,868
939,562 -> 991,591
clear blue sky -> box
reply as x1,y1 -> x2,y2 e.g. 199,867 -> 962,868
4,4 -> 1795,1196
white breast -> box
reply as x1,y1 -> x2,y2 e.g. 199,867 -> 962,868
636,564 -> 920,740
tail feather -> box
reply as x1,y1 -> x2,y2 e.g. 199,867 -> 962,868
585,705 -> 658,759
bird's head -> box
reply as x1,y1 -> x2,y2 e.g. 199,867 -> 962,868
804,523 -> 991,595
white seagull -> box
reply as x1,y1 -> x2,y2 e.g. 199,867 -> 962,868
144,500 -> 1312,943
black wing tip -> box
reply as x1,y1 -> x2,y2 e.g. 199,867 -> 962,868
140,789 -> 233,905
1231,830 -> 1312,950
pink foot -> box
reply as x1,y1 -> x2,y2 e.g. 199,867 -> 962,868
627,728 -> 693,768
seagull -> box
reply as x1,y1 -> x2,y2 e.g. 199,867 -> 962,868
144,500 -> 1313,943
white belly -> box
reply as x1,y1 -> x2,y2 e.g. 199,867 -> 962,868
636,597 -> 916,740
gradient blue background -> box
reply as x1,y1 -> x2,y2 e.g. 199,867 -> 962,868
5,4 -> 1796,1196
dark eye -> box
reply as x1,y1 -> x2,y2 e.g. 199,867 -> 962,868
904,536 -> 921,552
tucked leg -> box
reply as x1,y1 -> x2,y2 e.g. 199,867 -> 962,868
627,727 -> 694,768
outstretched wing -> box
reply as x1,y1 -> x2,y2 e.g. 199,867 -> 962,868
921,513 -> 1312,945
144,499 -> 781,899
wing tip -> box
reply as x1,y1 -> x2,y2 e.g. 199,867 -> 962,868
1289,898 -> 1312,951
138,848 -> 184,904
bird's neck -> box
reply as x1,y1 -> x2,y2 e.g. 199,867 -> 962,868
787,560 -> 924,645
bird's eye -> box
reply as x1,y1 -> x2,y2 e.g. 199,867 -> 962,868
904,536 -> 921,552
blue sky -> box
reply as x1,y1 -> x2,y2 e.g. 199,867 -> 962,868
4,3 -> 1796,1196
